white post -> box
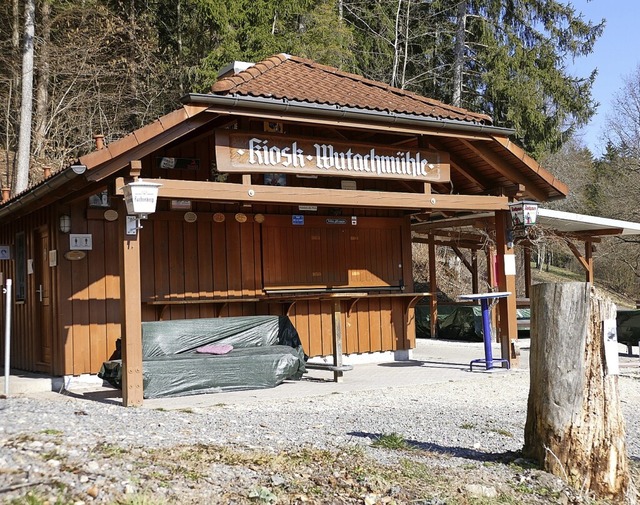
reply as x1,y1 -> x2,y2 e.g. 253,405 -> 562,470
3,279 -> 12,397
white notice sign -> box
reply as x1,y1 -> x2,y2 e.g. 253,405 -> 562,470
503,254 -> 516,276
603,319 -> 620,375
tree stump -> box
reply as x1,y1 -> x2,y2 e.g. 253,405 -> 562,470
524,282 -> 633,502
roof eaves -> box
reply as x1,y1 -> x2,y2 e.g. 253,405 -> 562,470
492,135 -> 569,199
182,93 -> 515,136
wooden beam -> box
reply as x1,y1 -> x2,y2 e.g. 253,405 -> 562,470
548,230 -> 602,243
412,215 -> 494,232
412,236 -> 483,250
427,138 -> 488,191
565,239 -> 594,282
491,135 -> 569,197
416,229 -> 486,243
204,106 -> 496,142
461,139 -> 548,202
432,239 -> 483,250
451,246 -> 473,273
573,228 -> 624,238
85,113 -> 220,182
115,178 -> 510,212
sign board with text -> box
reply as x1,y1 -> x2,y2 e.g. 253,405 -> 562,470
215,130 -> 450,183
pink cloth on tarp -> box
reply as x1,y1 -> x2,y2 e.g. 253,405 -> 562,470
195,344 -> 234,355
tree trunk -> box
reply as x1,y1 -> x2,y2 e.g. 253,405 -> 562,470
15,0 -> 36,195
390,0 -> 402,88
524,282 -> 633,502
34,0 -> 51,161
451,0 -> 466,107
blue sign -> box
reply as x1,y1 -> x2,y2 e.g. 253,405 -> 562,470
292,215 -> 305,225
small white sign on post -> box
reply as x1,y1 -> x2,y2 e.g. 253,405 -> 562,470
603,319 -> 620,375
504,254 -> 517,276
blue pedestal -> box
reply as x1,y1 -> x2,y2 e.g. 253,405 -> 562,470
459,292 -> 512,371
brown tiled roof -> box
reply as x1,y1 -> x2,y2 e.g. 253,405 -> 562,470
211,54 -> 492,125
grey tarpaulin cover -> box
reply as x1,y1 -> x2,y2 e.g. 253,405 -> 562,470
416,304 -> 530,340
98,315 -> 307,398
616,309 -> 640,349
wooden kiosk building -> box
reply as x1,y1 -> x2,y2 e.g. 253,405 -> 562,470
0,54 -> 567,405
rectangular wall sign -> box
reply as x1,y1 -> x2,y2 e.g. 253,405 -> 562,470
70,234 -> 93,250
215,130 -> 450,183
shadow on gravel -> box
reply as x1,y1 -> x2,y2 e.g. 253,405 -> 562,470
349,430 -> 522,463
59,388 -> 122,406
377,360 -> 469,370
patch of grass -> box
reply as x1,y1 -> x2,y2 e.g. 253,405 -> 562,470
40,428 -> 63,436
371,432 -> 408,450
94,442 -> 129,458
178,407 -> 195,414
489,428 -> 514,438
398,458 -> 435,482
248,486 -> 277,503
460,422 -> 476,430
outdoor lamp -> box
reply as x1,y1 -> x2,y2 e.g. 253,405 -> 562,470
508,200 -> 539,231
121,179 -> 162,230
59,214 -> 71,233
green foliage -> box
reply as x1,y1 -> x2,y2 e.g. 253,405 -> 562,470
0,0 -> 604,188
343,0 -> 603,157
371,432 -> 408,450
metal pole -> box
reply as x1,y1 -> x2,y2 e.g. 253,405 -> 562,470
4,279 -> 12,397
480,298 -> 494,370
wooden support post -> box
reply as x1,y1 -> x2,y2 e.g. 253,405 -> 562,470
525,283 -> 632,501
119,163 -> 144,407
428,235 -> 438,338
494,211 -> 519,367
471,250 -> 479,294
565,238 -> 595,283
332,299 -> 344,383
585,240 -> 594,283
523,244 -> 532,299
486,246 -> 496,289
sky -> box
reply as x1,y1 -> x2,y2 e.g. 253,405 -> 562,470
567,0 -> 640,157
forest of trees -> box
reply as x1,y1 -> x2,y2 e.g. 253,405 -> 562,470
1,0 -> 639,299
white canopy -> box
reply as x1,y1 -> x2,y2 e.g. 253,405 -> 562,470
537,209 -> 640,236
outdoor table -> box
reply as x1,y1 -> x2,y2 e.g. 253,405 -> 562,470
459,291 -> 511,371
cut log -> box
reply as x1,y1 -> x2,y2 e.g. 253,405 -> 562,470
524,282 -> 633,502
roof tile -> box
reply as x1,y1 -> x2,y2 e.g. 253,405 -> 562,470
209,54 -> 491,125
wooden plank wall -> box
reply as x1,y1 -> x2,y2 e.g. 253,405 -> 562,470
140,214 -> 263,321
1,126 -> 418,375
261,216 -> 404,289
57,205 -> 121,376
0,207 -> 63,374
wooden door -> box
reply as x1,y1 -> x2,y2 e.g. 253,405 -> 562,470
34,226 -> 53,371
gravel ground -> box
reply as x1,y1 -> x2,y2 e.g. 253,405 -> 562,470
2,347 -> 640,504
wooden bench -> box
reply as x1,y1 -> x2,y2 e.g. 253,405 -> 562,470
305,363 -> 354,372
